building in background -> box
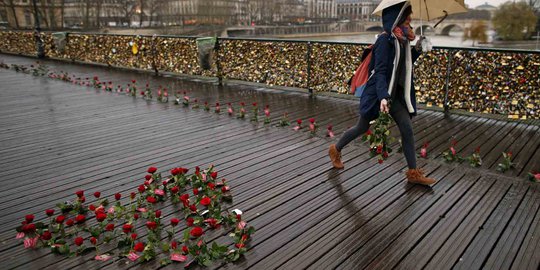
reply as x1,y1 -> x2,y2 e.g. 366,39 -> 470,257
0,0 -> 63,29
337,0 -> 378,21
304,0 -> 337,22
0,0 -> 385,29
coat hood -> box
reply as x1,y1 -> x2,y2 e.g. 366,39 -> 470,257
382,2 -> 410,33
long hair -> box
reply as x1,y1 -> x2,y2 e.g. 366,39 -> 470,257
397,6 -> 413,26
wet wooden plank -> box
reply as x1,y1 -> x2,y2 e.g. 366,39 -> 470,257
453,182 -> 531,270
484,185 -> 540,269
510,189 -> 540,270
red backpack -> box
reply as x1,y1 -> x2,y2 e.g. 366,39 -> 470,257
349,45 -> 374,97
348,32 -> 386,97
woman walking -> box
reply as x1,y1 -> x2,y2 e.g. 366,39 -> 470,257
328,2 -> 435,186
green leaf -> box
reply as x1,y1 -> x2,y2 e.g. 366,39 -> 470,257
117,239 -> 129,248
160,258 -> 172,266
183,229 -> 190,242
161,242 -> 170,252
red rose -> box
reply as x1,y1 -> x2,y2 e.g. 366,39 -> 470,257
56,215 -> 65,224
75,190 -> 84,198
146,221 -> 158,230
382,152 -> 389,158
171,218 -> 179,227
221,186 -> 230,192
93,192 -> 101,198
79,196 -> 86,203
74,237 -> 84,246
90,237 -> 97,245
207,183 -> 215,190
189,204 -> 197,212
297,119 -> 302,125
40,231 -> 52,241
180,194 -> 189,202
200,196 -> 211,206
240,102 -> 245,106
122,224 -> 133,233
235,243 -> 245,249
133,213 -> 139,220
115,193 -> 121,200
309,118 -> 315,124
146,196 -> 157,204
241,234 -> 248,242
75,214 -> 86,224
144,174 -> 152,181
88,204 -> 96,211
105,223 -> 114,231
171,241 -> 178,250
131,233 -> 137,240
378,159 -> 383,164
252,102 -> 257,107
189,226 -> 203,238
171,168 -> 179,176
140,91 -> 145,96
25,215 -> 34,223
182,245 -> 189,254
147,167 -> 157,174
66,219 -> 74,226
96,213 -> 107,222
180,168 -> 189,174
366,130 -> 372,135
171,186 -> 179,194
134,242 -> 145,252
193,188 -> 199,195
155,210 -> 162,218
205,218 -> 218,228
130,192 -> 136,199
45,209 -> 55,216
210,172 -> 218,179
23,224 -> 36,233
138,185 -> 146,193
186,217 -> 194,227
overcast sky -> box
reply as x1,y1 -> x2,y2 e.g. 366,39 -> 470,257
464,0 -> 510,8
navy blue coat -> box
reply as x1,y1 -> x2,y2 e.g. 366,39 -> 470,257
359,2 -> 421,121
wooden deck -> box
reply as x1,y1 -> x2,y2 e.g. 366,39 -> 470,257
0,54 -> 539,270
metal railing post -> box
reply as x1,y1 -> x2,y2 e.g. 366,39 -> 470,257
306,41 -> 313,96
215,37 -> 223,86
31,0 -> 45,58
443,49 -> 453,112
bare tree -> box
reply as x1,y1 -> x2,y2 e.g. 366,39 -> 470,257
60,0 -> 64,29
138,0 -> 143,27
528,0 -> 540,11
1,0 -> 20,28
146,0 -> 165,26
119,0 -> 134,26
95,0 -> 102,27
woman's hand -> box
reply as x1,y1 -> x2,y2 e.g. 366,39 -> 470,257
380,99 -> 389,113
415,36 -> 425,52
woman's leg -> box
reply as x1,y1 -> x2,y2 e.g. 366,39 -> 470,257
329,115 -> 371,169
336,116 -> 371,152
390,100 -> 417,169
390,100 -> 435,185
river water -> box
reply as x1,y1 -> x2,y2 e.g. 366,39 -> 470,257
278,30 -> 540,50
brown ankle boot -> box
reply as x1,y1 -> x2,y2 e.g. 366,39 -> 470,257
406,168 -> 436,186
328,144 -> 344,169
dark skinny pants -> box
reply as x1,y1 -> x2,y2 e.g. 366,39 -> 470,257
335,99 -> 417,169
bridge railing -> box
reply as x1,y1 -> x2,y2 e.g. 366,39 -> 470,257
0,30 -> 538,120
